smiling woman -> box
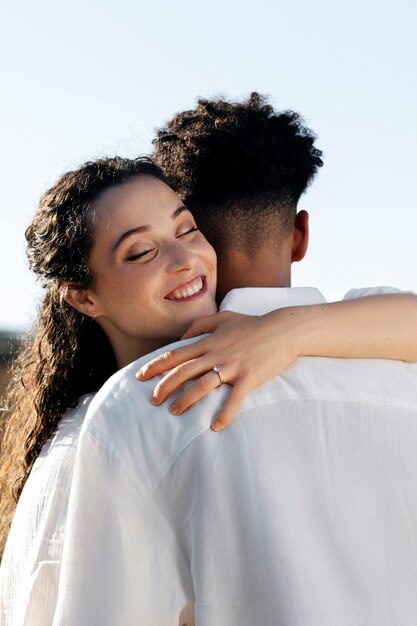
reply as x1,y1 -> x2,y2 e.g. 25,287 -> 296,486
0,155 -> 219,624
64,175 -> 217,367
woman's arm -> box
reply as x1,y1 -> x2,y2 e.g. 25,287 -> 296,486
137,293 -> 417,431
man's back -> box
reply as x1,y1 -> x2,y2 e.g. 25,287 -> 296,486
155,354 -> 417,625
55,288 -> 417,626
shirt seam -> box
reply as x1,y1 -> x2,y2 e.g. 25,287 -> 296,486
150,395 -> 417,492
84,429 -> 150,498
87,395 -> 417,494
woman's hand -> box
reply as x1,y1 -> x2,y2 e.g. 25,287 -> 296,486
137,292 -> 417,431
136,309 -> 303,431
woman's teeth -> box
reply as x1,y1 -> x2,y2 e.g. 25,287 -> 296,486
167,277 -> 203,300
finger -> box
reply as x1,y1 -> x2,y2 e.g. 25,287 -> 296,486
168,370 -> 222,415
152,357 -> 214,405
137,342 -> 208,380
211,380 -> 249,432
181,312 -> 231,340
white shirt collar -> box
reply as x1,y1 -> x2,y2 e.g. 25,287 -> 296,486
219,287 -> 327,316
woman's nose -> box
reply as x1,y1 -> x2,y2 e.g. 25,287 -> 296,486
165,241 -> 194,273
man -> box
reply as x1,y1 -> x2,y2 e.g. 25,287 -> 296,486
55,94 -> 417,625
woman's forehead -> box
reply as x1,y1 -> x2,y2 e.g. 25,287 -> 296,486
88,177 -> 194,248
90,176 -> 185,226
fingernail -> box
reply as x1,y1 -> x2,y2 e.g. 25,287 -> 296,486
169,404 -> 179,415
152,396 -> 159,405
211,419 -> 223,432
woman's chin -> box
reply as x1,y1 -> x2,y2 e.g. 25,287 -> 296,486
165,291 -> 218,320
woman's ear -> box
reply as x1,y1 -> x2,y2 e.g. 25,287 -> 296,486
63,283 -> 102,318
291,210 -> 309,263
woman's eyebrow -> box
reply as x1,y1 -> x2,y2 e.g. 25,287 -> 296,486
112,205 -> 190,252
172,205 -> 190,219
112,225 -> 148,253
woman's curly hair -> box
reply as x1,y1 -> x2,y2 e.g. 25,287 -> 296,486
153,92 -> 323,254
0,156 -> 165,556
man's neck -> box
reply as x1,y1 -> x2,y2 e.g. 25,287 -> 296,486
216,247 -> 291,303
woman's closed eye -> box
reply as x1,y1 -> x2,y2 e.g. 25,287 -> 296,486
125,248 -> 157,262
124,227 -> 199,262
178,226 -> 199,238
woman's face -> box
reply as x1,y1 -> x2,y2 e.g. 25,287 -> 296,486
81,175 -> 217,366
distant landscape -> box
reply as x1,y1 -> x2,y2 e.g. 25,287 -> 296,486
0,331 -> 20,441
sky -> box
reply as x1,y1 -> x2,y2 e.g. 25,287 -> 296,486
1,0 -> 416,331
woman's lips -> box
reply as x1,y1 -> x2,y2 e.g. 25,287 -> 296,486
165,275 -> 207,302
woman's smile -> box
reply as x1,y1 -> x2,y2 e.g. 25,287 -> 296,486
165,275 -> 207,301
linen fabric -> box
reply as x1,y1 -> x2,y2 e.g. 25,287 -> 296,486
51,286 -> 417,626
0,394 -> 94,626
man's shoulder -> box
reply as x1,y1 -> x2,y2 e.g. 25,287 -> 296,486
80,335 -> 224,494
342,285 -> 416,300
90,335 -> 204,413
291,356 -> 417,408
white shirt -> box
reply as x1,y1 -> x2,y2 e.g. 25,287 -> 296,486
52,286 -> 417,626
0,394 -> 94,626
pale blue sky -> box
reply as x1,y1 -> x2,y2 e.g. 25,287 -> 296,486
1,0 -> 416,330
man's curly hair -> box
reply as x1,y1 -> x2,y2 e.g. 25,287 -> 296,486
153,92 -> 323,256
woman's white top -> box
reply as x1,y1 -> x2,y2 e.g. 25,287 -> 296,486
0,393 -> 94,626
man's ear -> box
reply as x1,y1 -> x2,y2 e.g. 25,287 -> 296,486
63,283 -> 102,318
291,210 -> 309,263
